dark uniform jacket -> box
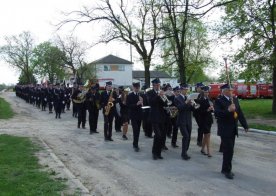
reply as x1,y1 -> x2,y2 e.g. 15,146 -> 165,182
126,92 -> 143,121
197,98 -> 213,125
146,89 -> 168,123
100,90 -> 117,115
174,94 -> 193,126
214,95 -> 248,137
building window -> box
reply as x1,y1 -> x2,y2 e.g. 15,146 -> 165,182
103,64 -> 125,71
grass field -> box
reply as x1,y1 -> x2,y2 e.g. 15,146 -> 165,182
0,134 -> 66,196
0,97 -> 14,119
239,99 -> 276,119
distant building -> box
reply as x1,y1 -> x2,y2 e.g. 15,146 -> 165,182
89,54 -> 133,88
132,70 -> 178,87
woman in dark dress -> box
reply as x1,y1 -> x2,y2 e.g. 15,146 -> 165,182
120,88 -> 130,140
198,86 -> 214,157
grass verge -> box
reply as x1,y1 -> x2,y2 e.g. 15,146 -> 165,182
0,97 -> 14,119
239,99 -> 276,119
248,123 -> 276,132
0,134 -> 66,195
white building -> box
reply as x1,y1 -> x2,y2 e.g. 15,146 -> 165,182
132,71 -> 178,87
89,54 -> 133,88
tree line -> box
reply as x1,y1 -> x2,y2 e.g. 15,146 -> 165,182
1,0 -> 275,113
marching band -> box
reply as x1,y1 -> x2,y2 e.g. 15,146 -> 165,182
14,78 -> 249,180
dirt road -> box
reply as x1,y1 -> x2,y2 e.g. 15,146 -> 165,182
0,92 -> 275,196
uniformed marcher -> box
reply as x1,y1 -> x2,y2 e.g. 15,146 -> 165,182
86,85 -> 100,134
141,85 -> 153,138
126,82 -> 143,152
197,86 -> 214,157
171,86 -> 180,148
147,78 -> 168,160
100,81 -> 117,141
214,83 -> 249,179
174,84 -> 193,160
193,82 -> 204,147
77,84 -> 87,129
53,83 -> 63,119
114,87 -> 123,132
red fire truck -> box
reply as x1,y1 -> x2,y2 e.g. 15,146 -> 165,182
257,83 -> 273,98
233,83 -> 258,99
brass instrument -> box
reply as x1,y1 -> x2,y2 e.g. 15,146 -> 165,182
187,93 -> 200,109
139,95 -> 143,106
104,89 -> 114,116
160,91 -> 178,118
72,79 -> 94,103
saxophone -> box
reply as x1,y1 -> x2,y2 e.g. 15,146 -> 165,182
104,89 -> 114,116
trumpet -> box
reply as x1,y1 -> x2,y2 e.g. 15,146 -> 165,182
159,91 -> 172,106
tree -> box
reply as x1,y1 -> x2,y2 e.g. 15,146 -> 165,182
55,35 -> 90,83
221,0 -> 276,113
32,42 -> 66,83
159,17 -> 212,84
0,31 -> 35,84
58,0 -> 163,87
18,70 -> 37,85
161,0 -> 235,84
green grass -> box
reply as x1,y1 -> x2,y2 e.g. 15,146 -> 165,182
0,134 -> 66,196
239,99 -> 276,119
248,124 -> 276,131
0,97 -> 14,119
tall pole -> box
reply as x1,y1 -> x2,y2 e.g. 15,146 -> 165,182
223,57 -> 231,85
130,44 -> 133,62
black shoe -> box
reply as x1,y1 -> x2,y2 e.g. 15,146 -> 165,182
58,116 -> 61,119
152,154 -> 158,160
171,143 -> 179,148
162,146 -> 168,150
105,137 -> 109,141
82,126 -> 86,129
122,135 -> 128,140
158,155 -> 163,159
207,154 -> 212,158
221,171 -> 235,176
77,125 -> 80,128
201,150 -> 207,155
90,132 -> 93,135
108,138 -> 114,141
224,172 -> 234,179
116,130 -> 122,132
197,141 -> 202,147
181,154 -> 191,160
167,135 -> 172,139
93,131 -> 99,134
134,147 -> 140,152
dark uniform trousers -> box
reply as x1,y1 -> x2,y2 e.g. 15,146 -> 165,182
89,109 -> 99,132
131,119 -> 142,148
179,123 -> 192,156
221,135 -> 236,173
171,117 -> 178,145
103,112 -> 114,139
78,103 -> 86,127
152,123 -> 166,156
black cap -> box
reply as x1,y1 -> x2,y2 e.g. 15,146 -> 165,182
173,86 -> 180,91
195,82 -> 204,88
132,82 -> 140,88
106,81 -> 112,86
202,86 -> 210,92
179,83 -> 189,90
141,85 -> 148,90
151,78 -> 161,84
118,86 -> 124,90
220,83 -> 232,90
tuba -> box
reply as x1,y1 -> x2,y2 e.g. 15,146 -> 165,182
72,79 -> 94,103
104,89 -> 114,116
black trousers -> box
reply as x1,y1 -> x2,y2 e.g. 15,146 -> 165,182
152,123 -> 166,156
179,123 -> 192,156
114,112 -> 122,131
142,111 -> 152,137
194,114 -> 203,144
131,119 -> 142,148
104,112 -> 114,139
171,117 -> 178,144
72,102 -> 78,117
221,135 -> 236,173
88,109 -> 99,132
66,100 -> 71,110
48,102 -> 53,112
78,104 -> 86,127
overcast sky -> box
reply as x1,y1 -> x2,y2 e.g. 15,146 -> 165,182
0,0 -> 240,85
